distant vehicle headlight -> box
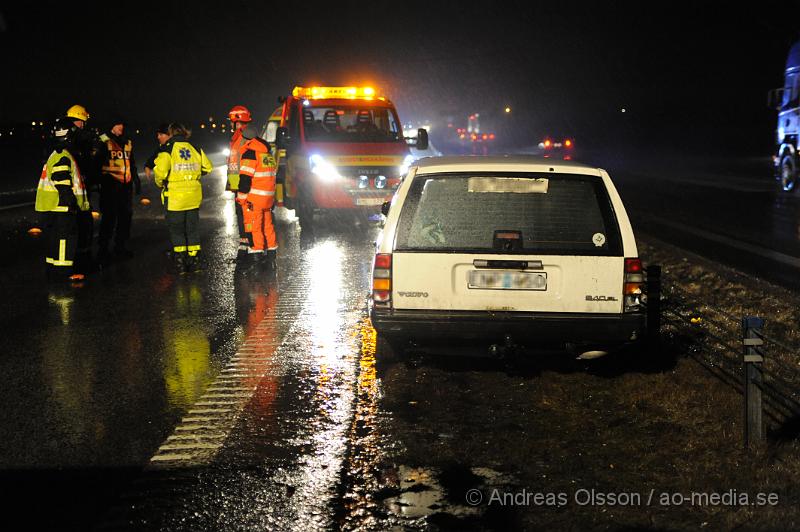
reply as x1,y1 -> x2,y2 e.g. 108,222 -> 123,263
309,154 -> 342,182
222,147 -> 231,157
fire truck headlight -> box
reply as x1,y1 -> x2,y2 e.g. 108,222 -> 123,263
399,154 -> 415,176
309,154 -> 341,182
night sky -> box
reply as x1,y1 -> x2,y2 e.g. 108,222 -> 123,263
2,1 -> 799,154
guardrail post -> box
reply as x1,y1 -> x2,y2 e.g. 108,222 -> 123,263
742,316 -> 765,449
646,265 -> 661,342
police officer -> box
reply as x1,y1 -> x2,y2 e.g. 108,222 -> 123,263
97,116 -> 140,262
153,123 -> 213,273
35,118 -> 91,281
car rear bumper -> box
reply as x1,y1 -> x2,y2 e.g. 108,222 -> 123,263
370,308 -> 646,348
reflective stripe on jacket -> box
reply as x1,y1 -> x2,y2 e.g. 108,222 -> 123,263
100,133 -> 133,183
154,138 -> 213,211
227,129 -> 246,191
35,149 -> 90,212
239,138 -> 277,208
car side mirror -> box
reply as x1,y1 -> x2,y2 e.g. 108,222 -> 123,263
276,127 -> 289,150
767,88 -> 785,110
381,201 -> 391,217
415,128 -> 429,151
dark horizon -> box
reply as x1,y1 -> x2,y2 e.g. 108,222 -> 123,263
2,2 -> 799,155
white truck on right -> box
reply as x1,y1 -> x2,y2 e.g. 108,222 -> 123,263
770,40 -> 800,191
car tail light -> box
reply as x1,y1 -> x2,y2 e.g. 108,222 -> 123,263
564,139 -> 572,148
623,258 -> 643,312
544,139 -> 552,149
372,253 -> 392,307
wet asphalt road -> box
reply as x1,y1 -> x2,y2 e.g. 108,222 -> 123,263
0,158 -> 381,529
0,150 -> 798,530
593,152 -> 800,289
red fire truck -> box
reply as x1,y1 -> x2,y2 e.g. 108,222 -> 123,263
273,86 -> 427,229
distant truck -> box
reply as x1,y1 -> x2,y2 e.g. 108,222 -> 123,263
272,86 -> 427,229
769,41 -> 800,191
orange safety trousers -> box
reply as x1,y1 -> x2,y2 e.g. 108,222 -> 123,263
240,143 -> 278,252
243,201 -> 277,252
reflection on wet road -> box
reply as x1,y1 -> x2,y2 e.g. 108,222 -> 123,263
98,214 -> 380,530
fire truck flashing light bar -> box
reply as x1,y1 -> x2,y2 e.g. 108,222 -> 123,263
292,86 -> 380,100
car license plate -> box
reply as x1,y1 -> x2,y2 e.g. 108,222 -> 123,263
468,270 -> 547,291
355,197 -> 385,206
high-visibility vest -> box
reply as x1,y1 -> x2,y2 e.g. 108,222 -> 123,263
240,138 -> 277,208
35,149 -> 90,213
99,133 -> 133,184
154,139 -> 213,211
227,129 -> 246,191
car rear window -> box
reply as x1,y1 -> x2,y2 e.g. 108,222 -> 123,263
394,172 -> 623,255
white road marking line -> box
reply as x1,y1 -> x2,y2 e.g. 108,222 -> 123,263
148,310 -> 297,471
166,434 -> 226,441
150,453 -> 198,461
158,443 -> 221,451
175,424 -> 223,431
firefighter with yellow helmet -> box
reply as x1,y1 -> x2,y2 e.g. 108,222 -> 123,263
35,118 -> 91,281
227,105 -> 252,259
65,104 -> 103,272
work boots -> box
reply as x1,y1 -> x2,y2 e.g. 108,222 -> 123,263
184,254 -> 202,274
174,253 -> 188,274
264,249 -> 277,271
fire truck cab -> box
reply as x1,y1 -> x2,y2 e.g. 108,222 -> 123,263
273,86 -> 428,229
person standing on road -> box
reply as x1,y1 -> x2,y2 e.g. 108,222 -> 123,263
35,118 -> 91,281
153,123 -> 213,273
238,124 -> 278,270
65,104 -> 102,272
227,105 -> 253,259
144,123 -> 171,209
144,123 -> 170,179
97,116 -> 140,263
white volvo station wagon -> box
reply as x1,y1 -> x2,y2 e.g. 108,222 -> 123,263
369,155 -> 647,359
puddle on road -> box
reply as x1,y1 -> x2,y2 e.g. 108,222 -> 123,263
341,320 -> 519,528
382,465 -> 515,520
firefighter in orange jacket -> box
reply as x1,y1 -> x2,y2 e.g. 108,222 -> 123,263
227,105 -> 252,259
238,124 -> 278,270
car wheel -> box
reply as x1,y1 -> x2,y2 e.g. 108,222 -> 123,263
375,335 -> 403,373
297,190 -> 314,231
781,154 -> 796,192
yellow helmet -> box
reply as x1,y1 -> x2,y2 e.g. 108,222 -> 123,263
66,104 -> 90,121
